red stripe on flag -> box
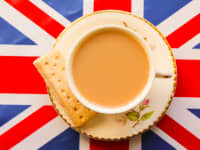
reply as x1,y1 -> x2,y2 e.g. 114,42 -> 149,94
5,0 -> 65,38
94,0 -> 131,12
175,59 -> 200,97
0,56 -> 47,94
167,14 -> 200,48
0,106 -> 57,150
91,1 -> 131,150
157,115 -> 200,150
90,139 -> 129,150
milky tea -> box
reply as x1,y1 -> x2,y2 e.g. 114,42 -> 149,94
72,28 -> 150,108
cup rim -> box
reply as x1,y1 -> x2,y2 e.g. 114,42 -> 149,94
66,24 -> 155,114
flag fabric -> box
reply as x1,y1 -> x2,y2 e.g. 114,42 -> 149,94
0,0 -> 200,149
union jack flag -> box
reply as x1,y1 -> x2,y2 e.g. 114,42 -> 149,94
0,0 -> 200,149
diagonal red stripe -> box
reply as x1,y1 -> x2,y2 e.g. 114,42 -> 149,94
5,0 -> 65,38
90,139 -> 129,150
0,56 -> 47,94
0,106 -> 57,149
94,0 -> 131,12
157,115 -> 200,149
175,59 -> 200,97
167,14 -> 200,48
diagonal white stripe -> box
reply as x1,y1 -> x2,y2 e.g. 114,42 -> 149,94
0,1 -> 54,46
131,0 -> 144,17
0,105 -> 42,135
179,34 -> 200,49
157,0 -> 200,36
11,116 -> 68,150
151,126 -> 186,149
167,97 -> 200,138
83,0 -> 94,15
29,0 -> 71,27
173,34 -> 200,60
172,34 -> 200,60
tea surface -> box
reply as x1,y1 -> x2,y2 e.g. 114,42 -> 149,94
72,29 -> 149,107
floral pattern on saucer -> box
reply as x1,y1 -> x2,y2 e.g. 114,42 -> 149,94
116,99 -> 154,127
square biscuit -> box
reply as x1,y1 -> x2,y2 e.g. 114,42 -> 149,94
34,50 -> 96,127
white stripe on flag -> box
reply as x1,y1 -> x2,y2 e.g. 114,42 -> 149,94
0,0 -> 54,46
0,94 -> 51,105
157,0 -> 200,36
29,0 -> 71,27
167,97 -> 200,139
173,47 -> 200,60
179,34 -> 200,49
0,105 -> 42,135
129,135 -> 141,150
173,97 -> 200,109
0,45 -> 52,56
173,34 -> 200,60
11,116 -> 68,150
79,134 -> 90,150
151,127 -> 186,150
83,0 -> 94,15
131,0 -> 144,17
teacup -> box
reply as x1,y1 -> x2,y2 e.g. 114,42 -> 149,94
66,25 -> 171,114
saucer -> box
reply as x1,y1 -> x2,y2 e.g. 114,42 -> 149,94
48,10 -> 177,141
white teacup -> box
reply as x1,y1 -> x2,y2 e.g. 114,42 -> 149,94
66,25 -> 170,114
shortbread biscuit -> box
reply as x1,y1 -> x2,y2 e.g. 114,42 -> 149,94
34,50 -> 96,127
